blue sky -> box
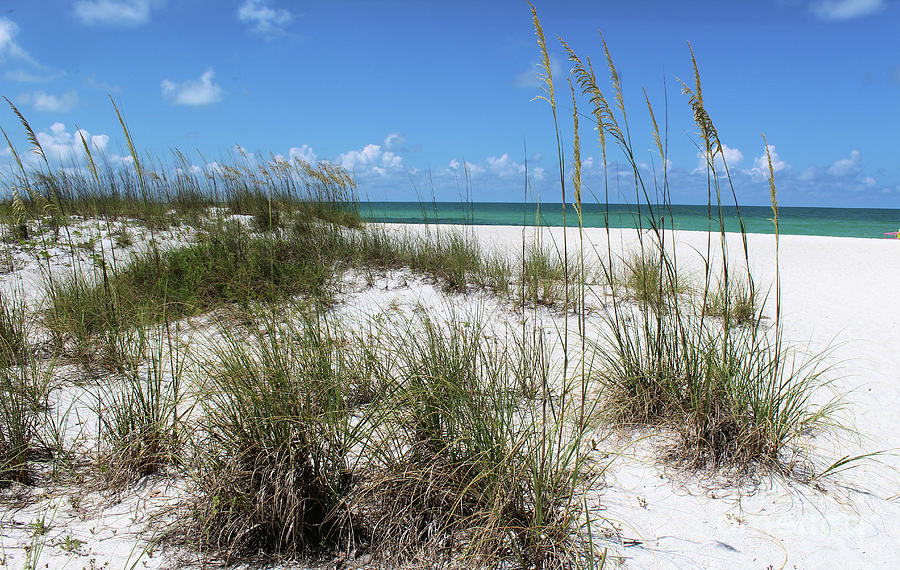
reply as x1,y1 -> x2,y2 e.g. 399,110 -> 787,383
0,0 -> 898,207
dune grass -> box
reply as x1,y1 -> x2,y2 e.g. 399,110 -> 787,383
95,320 -> 187,488
0,293 -> 52,487
353,309 -> 599,568
185,307 -> 375,561
45,220 -> 343,365
545,7 -> 837,472
704,273 -> 759,326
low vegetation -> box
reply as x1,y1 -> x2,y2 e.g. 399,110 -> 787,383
185,310 -> 367,560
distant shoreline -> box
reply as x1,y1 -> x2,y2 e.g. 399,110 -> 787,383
359,201 -> 900,239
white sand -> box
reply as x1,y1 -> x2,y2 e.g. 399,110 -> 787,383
473,225 -> 900,568
1,222 -> 898,568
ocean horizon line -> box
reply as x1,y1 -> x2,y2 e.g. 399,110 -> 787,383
358,201 -> 900,239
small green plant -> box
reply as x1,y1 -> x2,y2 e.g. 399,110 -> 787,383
60,534 -> 84,553
473,252 -> 513,297
705,274 -> 758,325
520,240 -> 567,307
114,224 -> 134,248
619,249 -> 687,311
29,515 -> 50,537
45,223 -> 342,364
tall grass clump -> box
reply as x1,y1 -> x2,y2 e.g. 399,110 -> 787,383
356,310 -> 599,568
0,292 -> 28,367
0,293 -> 51,487
521,240 -> 567,308
618,248 -> 689,312
185,308 -> 372,562
704,272 -> 758,326
531,7 -> 836,473
95,321 -> 186,487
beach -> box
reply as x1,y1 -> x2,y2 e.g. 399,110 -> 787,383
1,219 -> 898,569
2,0 -> 898,567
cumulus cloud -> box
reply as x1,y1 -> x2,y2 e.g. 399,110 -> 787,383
747,144 -> 789,181
810,0 -> 886,20
19,90 -> 79,112
288,144 -> 317,164
485,154 -> 528,177
73,0 -> 162,27
339,143 -> 403,176
447,158 -> 484,176
161,68 -> 223,106
447,154 -> 548,181
237,0 -> 294,40
826,149 -> 862,177
693,143 -> 744,174
33,122 -> 110,163
0,17 -> 38,66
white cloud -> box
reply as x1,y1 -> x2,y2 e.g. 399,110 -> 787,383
232,144 -> 256,164
0,17 -> 38,66
383,132 -> 406,151
826,149 -> 861,177
73,0 -> 162,27
33,122 -> 110,163
237,0 -> 294,40
810,0 -> 886,20
863,176 -> 876,186
161,68 -> 223,106
20,90 -> 79,112
5,70 -> 62,83
174,164 -> 203,177
204,161 -> 223,176
748,144 -> 789,181
514,55 -> 565,89
288,144 -> 317,164
447,158 -> 484,176
486,154 -> 527,177
798,166 -> 818,181
339,143 -> 403,176
694,143 -> 744,174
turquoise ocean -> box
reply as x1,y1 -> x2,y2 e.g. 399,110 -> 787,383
359,202 -> 900,240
